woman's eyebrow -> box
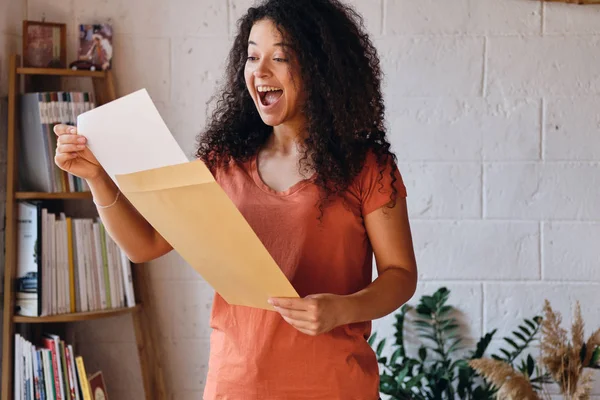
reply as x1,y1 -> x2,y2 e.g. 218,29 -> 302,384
248,40 -> 286,47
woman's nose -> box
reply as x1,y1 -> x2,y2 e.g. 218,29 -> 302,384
253,60 -> 270,78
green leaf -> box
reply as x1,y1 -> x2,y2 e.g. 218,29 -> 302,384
406,373 -> 425,388
418,333 -> 439,343
580,343 -> 587,363
416,305 -> 433,317
376,339 -> 386,357
367,333 -> 377,347
421,296 -> 436,311
500,348 -> 512,359
504,337 -> 520,350
401,304 -> 413,313
438,305 -> 453,316
519,325 -> 532,336
512,331 -> 527,342
419,346 -> 427,361
533,316 -> 543,325
590,347 -> 600,367
448,338 -> 463,354
390,348 -> 403,365
432,348 -> 446,358
395,365 -> 410,384
436,287 -> 450,304
414,320 -> 433,329
527,354 -> 535,377
380,373 -> 395,389
525,319 -> 537,331
517,359 -> 527,375
442,323 -> 460,333
472,329 -> 496,359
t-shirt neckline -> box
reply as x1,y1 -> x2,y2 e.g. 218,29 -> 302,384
250,155 -> 317,197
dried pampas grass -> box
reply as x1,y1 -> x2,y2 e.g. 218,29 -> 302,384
472,300 -> 599,400
583,328 -> 600,368
469,359 -> 540,400
572,371 -> 593,400
540,300 -> 599,399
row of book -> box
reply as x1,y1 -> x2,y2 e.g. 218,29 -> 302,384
16,202 -> 136,317
15,333 -> 103,400
20,91 -> 96,193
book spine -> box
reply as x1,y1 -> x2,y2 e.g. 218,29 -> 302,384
42,338 -> 62,400
75,357 -> 91,400
66,218 -> 76,313
63,343 -> 75,400
67,345 -> 80,400
59,341 -> 70,400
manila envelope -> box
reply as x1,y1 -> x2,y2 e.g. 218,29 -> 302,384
115,158 -> 299,311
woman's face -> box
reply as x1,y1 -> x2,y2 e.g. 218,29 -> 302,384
244,19 -> 304,128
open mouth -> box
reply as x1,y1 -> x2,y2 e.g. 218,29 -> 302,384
257,85 -> 283,107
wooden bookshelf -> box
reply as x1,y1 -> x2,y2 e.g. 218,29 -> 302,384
15,191 -> 93,200
14,305 -> 141,323
16,67 -> 106,78
2,54 -> 167,400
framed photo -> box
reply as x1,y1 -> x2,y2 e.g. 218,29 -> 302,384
88,370 -> 109,400
76,24 -> 113,71
22,20 -> 67,68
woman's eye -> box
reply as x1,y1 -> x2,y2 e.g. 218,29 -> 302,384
274,58 -> 288,62
247,56 -> 258,61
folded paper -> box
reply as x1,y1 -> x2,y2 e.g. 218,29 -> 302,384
77,89 -> 189,186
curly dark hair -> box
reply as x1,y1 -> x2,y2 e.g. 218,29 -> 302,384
195,0 -> 398,213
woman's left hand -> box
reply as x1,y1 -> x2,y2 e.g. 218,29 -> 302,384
269,294 -> 350,336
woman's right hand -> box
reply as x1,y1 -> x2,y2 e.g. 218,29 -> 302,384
53,124 -> 104,181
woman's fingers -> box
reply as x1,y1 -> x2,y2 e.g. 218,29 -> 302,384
57,143 -> 86,154
54,152 -> 78,165
54,124 -> 77,136
57,134 -> 86,145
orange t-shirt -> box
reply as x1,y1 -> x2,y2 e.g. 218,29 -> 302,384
203,153 -> 407,400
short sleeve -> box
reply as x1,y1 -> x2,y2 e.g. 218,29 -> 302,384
359,152 -> 407,216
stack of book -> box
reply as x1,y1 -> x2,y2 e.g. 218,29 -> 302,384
14,333 -> 97,400
16,202 -> 136,317
19,91 -> 95,193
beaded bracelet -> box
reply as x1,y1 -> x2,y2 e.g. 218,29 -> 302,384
94,190 -> 121,209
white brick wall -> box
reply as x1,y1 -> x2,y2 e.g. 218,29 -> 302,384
14,0 -> 600,399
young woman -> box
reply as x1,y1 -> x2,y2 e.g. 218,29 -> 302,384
53,0 -> 418,398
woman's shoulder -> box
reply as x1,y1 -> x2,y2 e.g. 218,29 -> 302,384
351,151 -> 407,214
201,152 -> 253,181
354,151 -> 399,187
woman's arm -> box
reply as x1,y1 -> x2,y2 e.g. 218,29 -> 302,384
53,124 -> 173,263
88,172 -> 174,263
342,196 -> 418,322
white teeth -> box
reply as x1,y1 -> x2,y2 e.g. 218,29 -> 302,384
257,86 -> 282,92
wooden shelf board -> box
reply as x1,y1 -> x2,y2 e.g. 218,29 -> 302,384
15,191 -> 93,200
16,67 -> 105,78
14,305 -> 141,323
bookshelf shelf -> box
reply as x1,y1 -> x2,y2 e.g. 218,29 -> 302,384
15,191 -> 93,200
14,305 -> 141,324
17,67 -> 106,78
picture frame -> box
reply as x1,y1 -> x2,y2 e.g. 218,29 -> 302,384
74,24 -> 113,71
22,20 -> 67,68
88,370 -> 109,400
